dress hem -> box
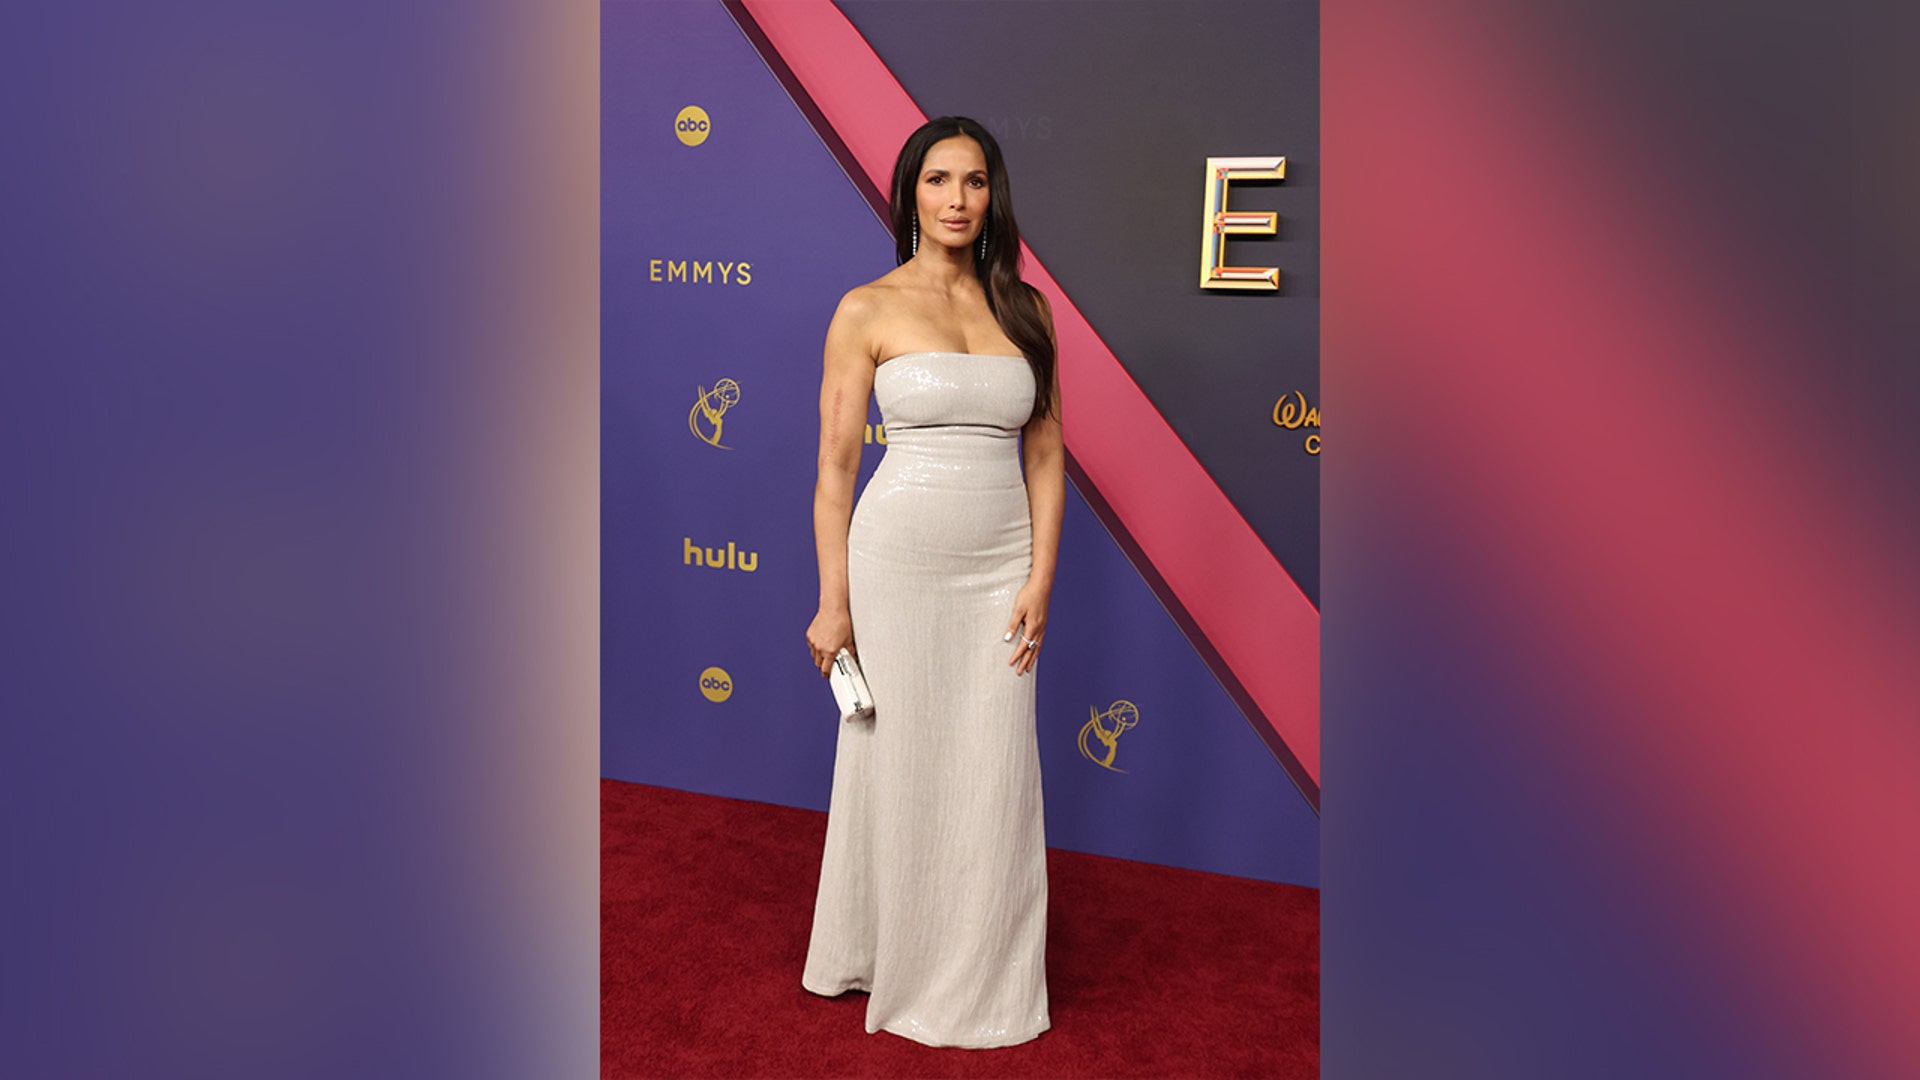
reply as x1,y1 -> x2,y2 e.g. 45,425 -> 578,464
870,1017 -> 1050,1050
801,976 -> 871,997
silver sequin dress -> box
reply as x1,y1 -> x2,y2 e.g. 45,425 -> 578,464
802,351 -> 1050,1048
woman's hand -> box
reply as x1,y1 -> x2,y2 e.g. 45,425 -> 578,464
1003,579 -> 1051,677
807,606 -> 856,677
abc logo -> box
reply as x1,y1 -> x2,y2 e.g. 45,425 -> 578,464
698,666 -> 733,703
675,105 -> 711,147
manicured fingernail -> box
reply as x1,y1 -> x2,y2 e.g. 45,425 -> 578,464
1003,631 -> 1013,642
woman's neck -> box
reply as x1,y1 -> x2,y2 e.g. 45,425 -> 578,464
911,248 -> 978,294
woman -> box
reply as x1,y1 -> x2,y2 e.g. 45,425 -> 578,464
801,116 -> 1063,1049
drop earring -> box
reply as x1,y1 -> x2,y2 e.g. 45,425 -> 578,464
910,216 -> 918,257
978,230 -> 987,261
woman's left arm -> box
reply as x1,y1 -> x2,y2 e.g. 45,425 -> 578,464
1007,289 -> 1063,676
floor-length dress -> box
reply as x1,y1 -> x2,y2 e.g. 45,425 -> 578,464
802,351 -> 1050,1048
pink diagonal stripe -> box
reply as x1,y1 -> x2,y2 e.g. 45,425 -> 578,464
742,0 -> 1319,783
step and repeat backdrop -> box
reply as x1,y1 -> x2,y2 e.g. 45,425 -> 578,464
605,0 -> 1320,887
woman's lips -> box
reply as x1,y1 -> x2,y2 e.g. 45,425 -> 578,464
939,218 -> 970,230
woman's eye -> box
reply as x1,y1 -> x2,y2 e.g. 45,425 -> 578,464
969,177 -> 986,187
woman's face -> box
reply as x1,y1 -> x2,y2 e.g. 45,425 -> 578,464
914,135 -> 990,254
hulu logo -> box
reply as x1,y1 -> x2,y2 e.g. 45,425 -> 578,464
683,537 -> 758,573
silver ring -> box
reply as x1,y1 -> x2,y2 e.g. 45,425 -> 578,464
1022,636 -> 1038,649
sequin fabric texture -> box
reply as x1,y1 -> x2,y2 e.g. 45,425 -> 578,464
802,352 -> 1050,1049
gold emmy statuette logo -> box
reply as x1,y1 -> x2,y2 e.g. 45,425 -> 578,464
1078,699 -> 1140,773
1272,389 -> 1320,455
689,377 -> 740,448
698,666 -> 733,702
1200,156 -> 1285,290
675,105 -> 711,147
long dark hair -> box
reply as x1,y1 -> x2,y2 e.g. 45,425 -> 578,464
890,116 -> 1056,421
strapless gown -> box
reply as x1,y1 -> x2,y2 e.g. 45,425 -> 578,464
802,351 -> 1050,1048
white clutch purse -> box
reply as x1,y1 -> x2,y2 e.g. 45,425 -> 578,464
829,647 -> 874,722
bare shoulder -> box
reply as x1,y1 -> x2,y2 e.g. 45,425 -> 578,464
831,269 -> 921,348
836,270 -> 917,322
830,281 -> 880,324
824,279 -> 900,369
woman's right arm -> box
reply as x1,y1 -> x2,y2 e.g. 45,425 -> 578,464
805,291 -> 877,676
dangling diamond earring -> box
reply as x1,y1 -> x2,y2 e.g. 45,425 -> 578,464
978,229 -> 987,261
910,216 -> 918,257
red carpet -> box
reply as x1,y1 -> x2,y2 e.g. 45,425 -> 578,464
602,778 -> 1318,1078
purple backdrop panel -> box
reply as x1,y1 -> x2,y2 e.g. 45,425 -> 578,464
1039,492 -> 1319,886
604,0 -> 893,809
